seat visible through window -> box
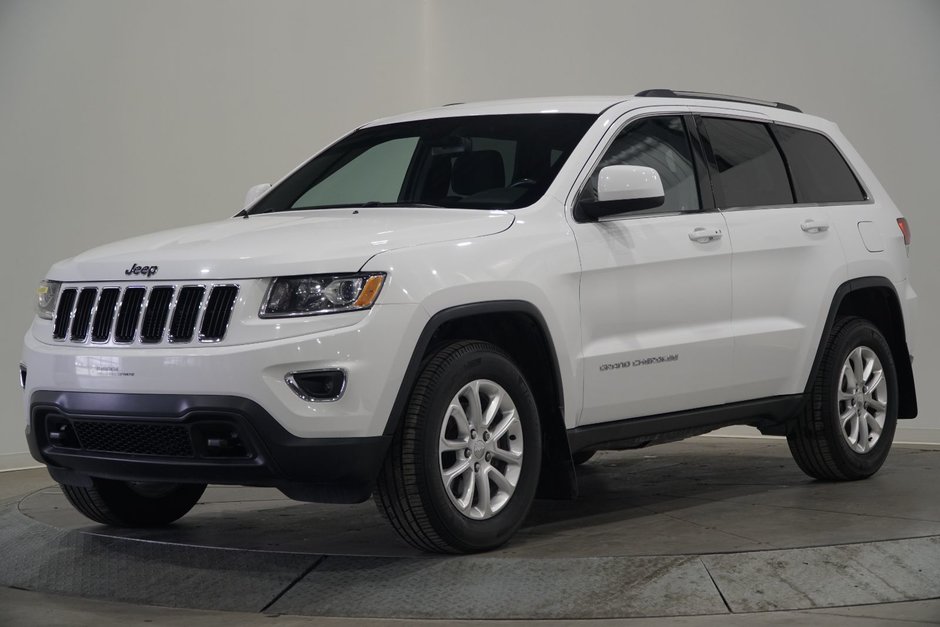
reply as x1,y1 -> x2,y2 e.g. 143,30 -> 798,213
452,151 -> 506,196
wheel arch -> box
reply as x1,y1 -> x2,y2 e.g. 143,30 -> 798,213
807,277 -> 917,419
384,300 -> 577,499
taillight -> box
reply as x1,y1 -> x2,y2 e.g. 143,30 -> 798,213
897,218 -> 911,246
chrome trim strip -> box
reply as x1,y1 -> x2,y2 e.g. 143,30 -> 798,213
108,285 -> 127,344
61,288 -> 79,342
162,284 -> 180,344
134,285 -> 152,345
284,368 -> 347,403
190,285 -> 210,343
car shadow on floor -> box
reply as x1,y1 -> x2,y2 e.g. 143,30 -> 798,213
19,439 -> 939,559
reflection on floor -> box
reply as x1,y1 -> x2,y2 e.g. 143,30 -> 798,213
2,437 -> 939,623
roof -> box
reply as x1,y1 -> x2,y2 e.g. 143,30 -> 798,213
363,96 -> 630,126
360,93 -> 825,130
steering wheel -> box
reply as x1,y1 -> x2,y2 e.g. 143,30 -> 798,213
509,178 -> 537,189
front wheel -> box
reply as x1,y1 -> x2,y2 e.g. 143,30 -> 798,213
61,479 -> 206,527
787,317 -> 898,481
374,341 -> 541,553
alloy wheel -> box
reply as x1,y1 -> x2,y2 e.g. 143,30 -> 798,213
838,345 -> 888,454
438,379 -> 524,520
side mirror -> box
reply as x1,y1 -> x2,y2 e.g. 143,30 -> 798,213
243,183 -> 272,210
577,165 -> 665,221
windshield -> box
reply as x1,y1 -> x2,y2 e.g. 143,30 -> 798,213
249,113 -> 596,214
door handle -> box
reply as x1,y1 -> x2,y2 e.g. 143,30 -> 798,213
801,219 -> 830,233
688,227 -> 723,243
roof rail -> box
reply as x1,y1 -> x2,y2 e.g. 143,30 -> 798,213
634,89 -> 802,113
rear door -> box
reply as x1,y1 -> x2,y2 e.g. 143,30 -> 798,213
571,110 -> 735,426
695,113 -> 848,401
772,124 -> 898,282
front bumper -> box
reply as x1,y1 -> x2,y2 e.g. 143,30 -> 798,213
28,391 -> 390,503
22,303 -> 427,439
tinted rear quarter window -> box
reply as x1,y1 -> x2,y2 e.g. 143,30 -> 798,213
702,117 -> 793,208
772,125 -> 866,203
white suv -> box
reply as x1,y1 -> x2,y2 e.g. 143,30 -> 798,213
21,90 -> 918,553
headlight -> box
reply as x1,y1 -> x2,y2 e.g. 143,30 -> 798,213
260,273 -> 385,318
36,280 -> 61,320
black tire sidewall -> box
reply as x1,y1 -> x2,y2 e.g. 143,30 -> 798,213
416,345 -> 541,552
572,450 -> 596,466
96,480 -> 206,526
822,321 -> 898,477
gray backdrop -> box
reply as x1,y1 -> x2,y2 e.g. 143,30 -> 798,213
1,0 -> 937,466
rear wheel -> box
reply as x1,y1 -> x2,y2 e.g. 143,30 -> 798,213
374,341 -> 541,553
787,317 -> 898,480
61,479 -> 206,527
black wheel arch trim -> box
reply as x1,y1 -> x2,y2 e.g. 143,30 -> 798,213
384,300 -> 566,436
384,300 -> 577,499
807,276 -> 917,419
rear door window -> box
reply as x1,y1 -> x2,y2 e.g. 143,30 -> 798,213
772,125 -> 866,203
701,117 -> 793,208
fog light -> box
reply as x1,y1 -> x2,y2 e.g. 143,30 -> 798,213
285,369 -> 346,402
19,363 -> 26,389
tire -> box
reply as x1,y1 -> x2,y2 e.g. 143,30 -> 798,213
572,450 -> 596,466
374,340 -> 542,553
787,316 -> 898,481
61,479 -> 206,527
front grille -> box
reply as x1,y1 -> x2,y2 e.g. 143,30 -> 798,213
199,285 -> 238,341
141,286 -> 174,343
70,288 -> 97,342
72,420 -> 195,457
52,289 -> 76,339
114,287 -> 145,343
41,412 -> 254,460
91,288 -> 120,342
169,286 -> 205,342
53,283 -> 239,344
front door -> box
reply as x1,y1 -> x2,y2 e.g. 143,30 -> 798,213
572,113 -> 734,426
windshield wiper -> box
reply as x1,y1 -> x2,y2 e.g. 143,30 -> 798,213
250,201 -> 447,215
352,201 -> 444,208
279,201 -> 446,211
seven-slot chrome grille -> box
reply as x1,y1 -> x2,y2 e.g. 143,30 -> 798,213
52,284 -> 239,344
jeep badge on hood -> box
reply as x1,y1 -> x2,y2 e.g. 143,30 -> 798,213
125,263 -> 158,277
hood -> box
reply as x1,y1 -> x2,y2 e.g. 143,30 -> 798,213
48,208 -> 515,282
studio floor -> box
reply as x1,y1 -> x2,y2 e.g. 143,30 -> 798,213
1,437 -> 939,626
